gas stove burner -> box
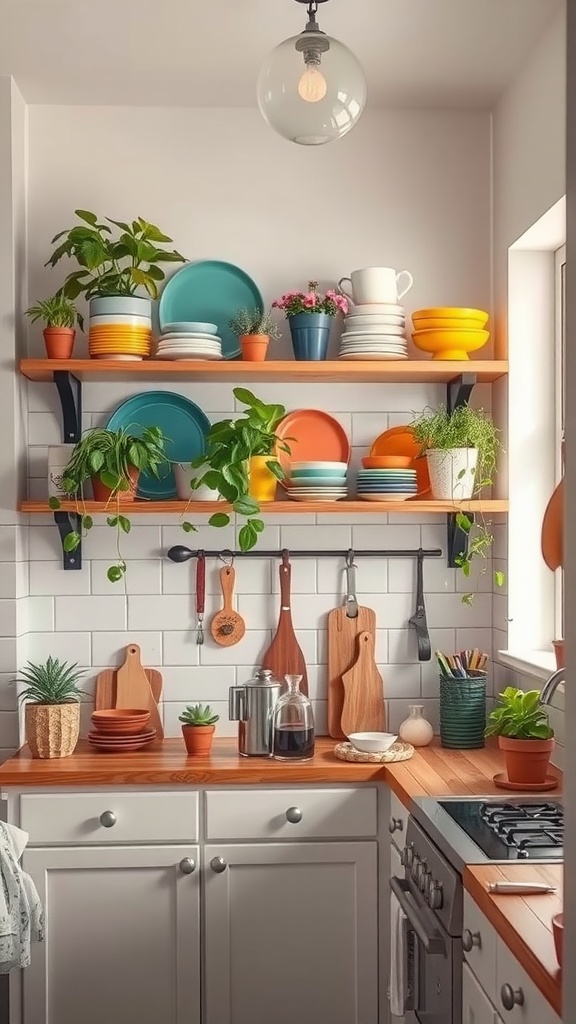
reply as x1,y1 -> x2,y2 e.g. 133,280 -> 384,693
480,801 -> 562,826
431,797 -> 565,862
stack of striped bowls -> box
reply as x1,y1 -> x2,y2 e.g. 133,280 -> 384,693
88,297 -> 152,361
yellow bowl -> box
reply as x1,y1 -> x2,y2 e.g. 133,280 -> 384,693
89,328 -> 152,338
412,316 -> 489,331
412,307 -> 489,325
411,328 -> 490,360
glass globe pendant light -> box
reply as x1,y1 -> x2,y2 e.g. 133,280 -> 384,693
257,0 -> 367,146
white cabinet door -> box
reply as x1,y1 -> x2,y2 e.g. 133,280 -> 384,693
204,841 -> 378,1024
23,845 -> 200,1024
462,963 -> 497,1024
496,939 -> 561,1024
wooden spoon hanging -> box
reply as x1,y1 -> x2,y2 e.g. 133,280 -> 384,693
210,566 -> 246,646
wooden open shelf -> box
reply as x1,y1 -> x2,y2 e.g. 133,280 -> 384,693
21,499 -> 509,516
20,358 -> 509,384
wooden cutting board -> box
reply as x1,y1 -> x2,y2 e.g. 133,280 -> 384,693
114,644 -> 164,738
340,631 -> 386,737
327,605 -> 377,739
94,667 -> 163,709
261,555 -> 308,695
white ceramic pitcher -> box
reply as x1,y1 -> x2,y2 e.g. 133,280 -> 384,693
337,267 -> 414,306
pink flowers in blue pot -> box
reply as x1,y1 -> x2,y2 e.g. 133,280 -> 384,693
273,281 -> 348,361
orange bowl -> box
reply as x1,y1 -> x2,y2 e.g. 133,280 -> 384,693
552,913 -> 563,968
91,709 -> 150,735
362,455 -> 413,469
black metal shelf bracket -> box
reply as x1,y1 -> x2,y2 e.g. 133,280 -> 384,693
446,372 -> 478,568
54,370 -> 82,443
54,511 -> 82,571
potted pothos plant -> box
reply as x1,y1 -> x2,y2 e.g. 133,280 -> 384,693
49,425 -> 170,582
182,388 -> 289,551
411,403 -> 503,602
179,703 -> 219,756
45,210 -> 186,321
229,307 -> 281,362
485,686 -> 555,786
17,657 -> 86,759
25,292 -> 81,359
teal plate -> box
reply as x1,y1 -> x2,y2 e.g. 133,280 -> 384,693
106,391 -> 211,499
158,260 -> 263,360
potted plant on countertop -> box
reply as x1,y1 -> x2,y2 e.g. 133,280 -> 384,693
229,307 -> 281,362
49,425 -> 170,582
25,292 -> 82,359
485,686 -> 555,786
182,387 -> 290,551
17,657 -> 86,759
273,280 -> 348,360
179,703 -> 219,756
411,403 -> 503,601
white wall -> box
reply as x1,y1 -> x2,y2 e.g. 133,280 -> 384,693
13,104 -> 495,740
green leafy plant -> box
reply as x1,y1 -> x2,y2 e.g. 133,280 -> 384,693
17,657 -> 86,705
411,403 -> 503,601
50,426 -> 170,583
485,686 -> 554,740
45,210 -> 186,301
179,703 -> 220,726
182,387 -> 290,552
229,307 -> 281,340
25,292 -> 81,329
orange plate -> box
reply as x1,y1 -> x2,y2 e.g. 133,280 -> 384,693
362,455 -> 413,469
369,425 -> 430,495
275,409 -> 351,477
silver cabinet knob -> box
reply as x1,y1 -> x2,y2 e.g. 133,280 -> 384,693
429,882 -> 444,910
501,984 -> 524,1011
179,858 -> 196,875
210,856 -> 227,873
400,844 -> 414,868
462,929 -> 481,952
389,817 -> 404,834
99,811 -> 116,828
286,806 -> 303,824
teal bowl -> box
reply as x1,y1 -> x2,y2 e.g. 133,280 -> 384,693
291,467 -> 348,479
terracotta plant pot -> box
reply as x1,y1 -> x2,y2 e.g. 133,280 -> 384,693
91,465 -> 140,503
498,735 -> 555,785
552,640 -> 565,669
241,334 -> 269,362
25,702 -> 80,758
182,724 -> 215,756
248,455 -> 277,502
43,327 -> 76,360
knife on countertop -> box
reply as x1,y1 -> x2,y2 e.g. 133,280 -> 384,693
488,882 -> 557,895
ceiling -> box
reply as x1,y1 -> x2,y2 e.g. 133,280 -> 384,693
0,0 -> 563,108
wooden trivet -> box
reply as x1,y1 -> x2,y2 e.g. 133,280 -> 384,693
333,741 -> 414,763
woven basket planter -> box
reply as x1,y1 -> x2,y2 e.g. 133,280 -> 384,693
440,674 -> 487,749
25,702 -> 80,758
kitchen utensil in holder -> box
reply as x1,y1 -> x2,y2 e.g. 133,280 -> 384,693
439,672 -> 487,749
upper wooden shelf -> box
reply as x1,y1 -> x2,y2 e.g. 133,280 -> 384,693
21,499 -> 509,515
19,358 -> 509,384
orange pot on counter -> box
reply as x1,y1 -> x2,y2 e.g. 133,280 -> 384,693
499,735 -> 555,785
182,724 -> 215,756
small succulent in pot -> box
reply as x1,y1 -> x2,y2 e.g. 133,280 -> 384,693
485,686 -> 554,786
179,703 -> 220,756
49,425 -> 170,582
229,307 -> 281,362
25,292 -> 82,359
17,657 -> 86,759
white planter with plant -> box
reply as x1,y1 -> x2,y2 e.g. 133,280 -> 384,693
229,307 -> 281,362
425,446 -> 479,500
17,657 -> 86,759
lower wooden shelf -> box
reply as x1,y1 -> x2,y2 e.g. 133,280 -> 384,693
20,499 -> 509,515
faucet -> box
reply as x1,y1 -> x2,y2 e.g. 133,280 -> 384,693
540,667 -> 565,705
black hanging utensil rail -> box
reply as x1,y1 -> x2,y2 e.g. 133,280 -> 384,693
167,545 -> 443,562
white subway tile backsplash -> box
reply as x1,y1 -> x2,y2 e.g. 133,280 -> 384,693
387,698 -> 439,734
0,564 -> 17,599
129,594 -> 195,631
91,559 -> 162,596
83,525 -> 162,562
388,557 -> 455,594
162,520 -> 236,553
280,524 -> 352,551
425,593 -> 492,629
161,666 -> 236,702
21,597 -> 54,635
0,712 -> 19,748
0,601 -> 17,638
316,559 -> 387,595
55,596 -> 126,632
352,523 -> 421,550
271,558 -> 316,594
28,412 -> 63,446
29,560 -> 91,596
351,412 -> 388,446
197,630 -> 269,667
91,631 -> 162,667
385,664 -> 422,699
0,675 -> 17,712
26,632 -> 91,666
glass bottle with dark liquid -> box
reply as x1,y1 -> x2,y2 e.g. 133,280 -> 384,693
272,674 -> 315,761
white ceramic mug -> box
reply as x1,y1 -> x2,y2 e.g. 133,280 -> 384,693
337,267 -> 414,305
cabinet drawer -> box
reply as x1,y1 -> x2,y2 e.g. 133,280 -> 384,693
20,791 -> 199,844
463,892 -> 498,1002
496,938 -> 560,1024
463,963 -> 497,1024
205,787 -> 377,840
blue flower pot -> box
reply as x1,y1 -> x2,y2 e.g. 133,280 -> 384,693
288,312 -> 332,361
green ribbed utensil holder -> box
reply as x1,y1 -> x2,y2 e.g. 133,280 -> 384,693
440,673 -> 487,749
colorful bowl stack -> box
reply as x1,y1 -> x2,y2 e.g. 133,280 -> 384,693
284,461 -> 348,502
357,455 -> 417,501
88,297 -> 152,361
89,709 -> 156,752
411,307 -> 489,360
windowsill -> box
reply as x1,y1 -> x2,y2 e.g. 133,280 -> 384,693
497,649 -> 557,681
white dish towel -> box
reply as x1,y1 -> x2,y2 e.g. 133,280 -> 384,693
0,821 -> 44,973
389,891 -> 407,1017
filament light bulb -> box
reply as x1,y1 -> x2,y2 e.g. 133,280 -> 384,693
297,65 -> 328,103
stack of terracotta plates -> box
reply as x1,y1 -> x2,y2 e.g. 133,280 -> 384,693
89,708 -> 155,752
88,314 -> 152,361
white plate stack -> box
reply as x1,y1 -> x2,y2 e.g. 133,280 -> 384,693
155,321 -> 223,361
338,303 -> 408,360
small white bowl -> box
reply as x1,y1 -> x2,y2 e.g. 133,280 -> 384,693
348,732 -> 398,753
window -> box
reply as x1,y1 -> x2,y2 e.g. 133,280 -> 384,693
554,243 -> 566,640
